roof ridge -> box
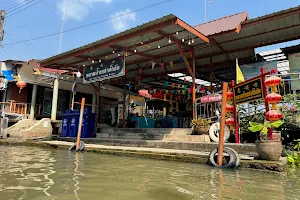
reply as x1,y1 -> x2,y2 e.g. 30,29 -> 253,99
194,11 -> 248,27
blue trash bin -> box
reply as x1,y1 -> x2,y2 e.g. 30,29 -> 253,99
69,112 -> 80,137
61,110 -> 71,137
82,109 -> 96,138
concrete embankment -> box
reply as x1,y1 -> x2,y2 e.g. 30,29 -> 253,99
0,139 -> 287,173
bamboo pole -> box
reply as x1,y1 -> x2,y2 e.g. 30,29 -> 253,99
218,82 -> 228,166
76,98 -> 85,150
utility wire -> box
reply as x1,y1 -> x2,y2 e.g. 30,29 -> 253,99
6,0 -> 45,18
3,46 -> 26,60
8,0 -> 80,32
5,0 -> 38,13
2,0 -> 175,46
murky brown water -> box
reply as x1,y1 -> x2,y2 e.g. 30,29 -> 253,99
0,146 -> 299,200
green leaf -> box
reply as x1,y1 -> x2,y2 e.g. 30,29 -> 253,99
288,156 -> 295,163
294,143 -> 300,150
264,121 -> 271,128
248,124 -> 264,132
271,120 -> 284,128
261,127 -> 268,135
249,121 -> 262,127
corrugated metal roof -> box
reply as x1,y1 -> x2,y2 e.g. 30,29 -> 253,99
194,12 -> 248,36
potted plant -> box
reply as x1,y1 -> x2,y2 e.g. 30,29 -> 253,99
287,139 -> 300,167
248,120 -> 284,161
190,118 -> 211,135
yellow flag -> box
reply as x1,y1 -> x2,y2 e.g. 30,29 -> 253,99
236,58 -> 244,84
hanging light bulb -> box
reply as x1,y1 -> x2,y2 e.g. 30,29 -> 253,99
125,52 -> 128,57
147,44 -> 150,48
92,60 -> 95,63
158,44 -> 161,49
99,59 -> 101,62
83,64 -> 85,67
76,71 -> 82,78
168,36 -> 172,44
134,49 -> 137,53
182,38 -> 185,42
176,30 -> 179,35
112,50 -> 115,54
118,53 -> 120,56
188,39 -> 191,45
192,38 -> 195,43
106,55 -> 108,59
141,41 -> 144,45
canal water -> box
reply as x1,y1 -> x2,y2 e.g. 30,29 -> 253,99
0,146 -> 299,200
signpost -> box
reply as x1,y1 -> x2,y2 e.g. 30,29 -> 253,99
83,56 -> 125,83
233,77 -> 263,105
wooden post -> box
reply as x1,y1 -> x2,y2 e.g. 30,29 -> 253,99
218,82 -> 228,166
231,80 -> 240,143
76,98 -> 85,150
260,68 -> 273,140
192,50 -> 196,119
210,56 -> 213,92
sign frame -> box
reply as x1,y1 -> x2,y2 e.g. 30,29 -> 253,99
83,55 -> 125,83
233,77 -> 263,105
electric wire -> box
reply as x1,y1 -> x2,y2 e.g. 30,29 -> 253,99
1,0 -> 175,46
6,0 -> 46,18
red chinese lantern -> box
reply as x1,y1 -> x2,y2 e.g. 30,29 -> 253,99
227,91 -> 234,100
225,118 -> 235,126
16,80 -> 27,93
265,76 -> 281,92
226,104 -> 234,113
266,110 -> 282,121
265,92 -> 282,104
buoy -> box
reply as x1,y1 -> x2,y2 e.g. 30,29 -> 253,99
209,122 -> 230,142
69,141 -> 85,151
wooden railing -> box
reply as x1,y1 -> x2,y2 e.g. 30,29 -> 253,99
0,101 -> 27,117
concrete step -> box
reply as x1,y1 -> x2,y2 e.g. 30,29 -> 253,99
96,132 -> 165,140
162,134 -> 210,142
98,128 -> 192,135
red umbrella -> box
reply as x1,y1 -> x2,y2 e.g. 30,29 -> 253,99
138,89 -> 151,98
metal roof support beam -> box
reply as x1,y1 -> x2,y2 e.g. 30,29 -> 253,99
210,38 -> 230,60
175,42 -> 194,79
41,18 -> 177,67
175,18 -> 209,43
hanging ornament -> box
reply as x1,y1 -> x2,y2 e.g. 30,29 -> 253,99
184,78 -> 186,82
188,51 -> 193,58
160,63 -> 165,70
169,61 -> 173,68
188,89 -> 192,93
178,84 -> 181,89
165,81 -> 168,86
16,80 -> 27,93
165,90 -> 169,94
265,92 -> 282,110
178,90 -> 181,94
128,84 -> 132,90
265,76 -> 281,93
171,83 -> 175,88
125,69 -> 129,75
138,68 -> 143,75
266,110 -> 283,121
145,63 -> 149,68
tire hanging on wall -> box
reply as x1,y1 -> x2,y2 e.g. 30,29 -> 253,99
208,147 -> 240,168
209,122 -> 230,142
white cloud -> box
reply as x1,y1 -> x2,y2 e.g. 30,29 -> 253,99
110,9 -> 136,32
57,0 -> 112,21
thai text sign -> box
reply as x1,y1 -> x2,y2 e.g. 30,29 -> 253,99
233,77 -> 263,105
200,94 -> 222,103
83,56 -> 125,83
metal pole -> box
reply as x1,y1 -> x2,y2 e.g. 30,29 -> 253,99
218,82 -> 228,166
76,98 -> 85,150
210,56 -> 213,92
30,84 -> 38,120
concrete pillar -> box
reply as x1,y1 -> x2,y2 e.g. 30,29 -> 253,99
51,78 -> 59,120
92,89 -> 97,113
29,84 -> 38,120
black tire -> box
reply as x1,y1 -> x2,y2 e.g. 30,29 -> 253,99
69,141 -> 85,151
225,147 -> 240,168
208,147 -> 239,168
